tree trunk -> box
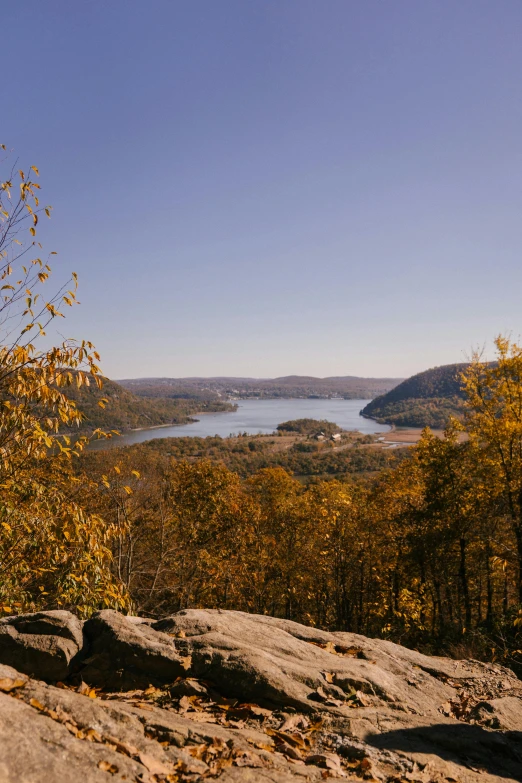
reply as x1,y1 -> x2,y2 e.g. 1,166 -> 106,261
515,523 -> 522,604
459,538 -> 472,631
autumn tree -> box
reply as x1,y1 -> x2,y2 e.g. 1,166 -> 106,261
462,337 -> 522,602
0,143 -> 127,615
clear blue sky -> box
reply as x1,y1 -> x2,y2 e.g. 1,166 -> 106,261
3,0 -> 522,379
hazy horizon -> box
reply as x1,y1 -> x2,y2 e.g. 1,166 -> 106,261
3,1 -> 522,379
116,372 -> 405,381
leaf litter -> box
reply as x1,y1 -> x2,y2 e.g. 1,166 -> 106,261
5,672 -> 359,780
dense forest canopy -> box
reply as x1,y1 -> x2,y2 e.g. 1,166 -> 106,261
81,429 -> 402,482
276,418 -> 341,436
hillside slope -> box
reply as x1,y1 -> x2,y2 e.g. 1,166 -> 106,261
63,377 -> 234,433
361,363 -> 468,428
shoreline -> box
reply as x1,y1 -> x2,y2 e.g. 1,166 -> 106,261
128,407 -> 237,432
86,400 -> 391,451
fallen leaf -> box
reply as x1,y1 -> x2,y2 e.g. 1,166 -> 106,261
282,744 -> 303,760
98,760 -> 119,774
251,741 -> 274,753
187,743 -> 209,760
182,711 -> 217,723
138,752 -> 173,775
233,750 -> 266,768
29,698 -> 46,711
240,703 -> 272,718
266,728 -> 308,750
279,714 -> 309,733
335,645 -> 363,657
307,753 -> 346,776
103,735 -> 140,758
355,690 -> 371,707
0,677 -> 26,692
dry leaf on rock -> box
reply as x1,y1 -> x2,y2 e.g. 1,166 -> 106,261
98,760 -> 119,774
104,735 -> 140,758
279,714 -> 309,732
306,753 -> 346,777
138,751 -> 174,775
233,750 -> 266,768
0,677 -> 26,692
78,681 -> 98,698
182,711 -> 217,723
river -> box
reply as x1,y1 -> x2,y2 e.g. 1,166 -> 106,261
89,398 -> 390,450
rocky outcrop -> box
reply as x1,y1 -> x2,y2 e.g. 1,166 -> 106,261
0,610 -> 83,681
0,608 -> 520,782
81,610 -> 191,690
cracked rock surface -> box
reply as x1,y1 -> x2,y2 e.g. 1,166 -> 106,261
0,608 -> 521,782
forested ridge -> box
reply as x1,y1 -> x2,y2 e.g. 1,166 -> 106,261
64,375 -> 236,433
362,363 -> 468,427
120,374 -> 402,400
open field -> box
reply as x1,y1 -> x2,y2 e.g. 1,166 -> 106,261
378,427 -> 468,445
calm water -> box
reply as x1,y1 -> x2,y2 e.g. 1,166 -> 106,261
89,398 -> 390,450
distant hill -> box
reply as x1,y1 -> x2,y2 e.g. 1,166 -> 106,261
118,375 -> 403,400
361,363 -> 469,428
63,377 -> 235,433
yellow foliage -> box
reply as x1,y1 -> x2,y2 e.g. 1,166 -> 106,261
0,146 -> 128,616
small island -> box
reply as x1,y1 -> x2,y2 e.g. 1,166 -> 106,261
276,418 -> 342,438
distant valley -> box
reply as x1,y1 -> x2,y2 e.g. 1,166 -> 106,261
67,367 -> 470,435
118,374 -> 403,400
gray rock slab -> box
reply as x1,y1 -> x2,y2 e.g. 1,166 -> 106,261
81,609 -> 190,689
0,610 -> 83,681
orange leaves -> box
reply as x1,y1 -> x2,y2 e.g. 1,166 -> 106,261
0,677 -> 26,692
77,681 -> 99,699
97,761 -> 118,774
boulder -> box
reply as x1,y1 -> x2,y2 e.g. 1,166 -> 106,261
153,609 -> 505,715
81,609 -> 190,689
0,608 -> 521,781
470,695 -> 522,731
0,661 -> 320,782
0,610 -> 83,681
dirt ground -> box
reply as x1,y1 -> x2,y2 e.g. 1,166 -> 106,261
377,427 -> 468,445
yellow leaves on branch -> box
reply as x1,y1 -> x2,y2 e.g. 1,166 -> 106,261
0,146 -> 127,616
